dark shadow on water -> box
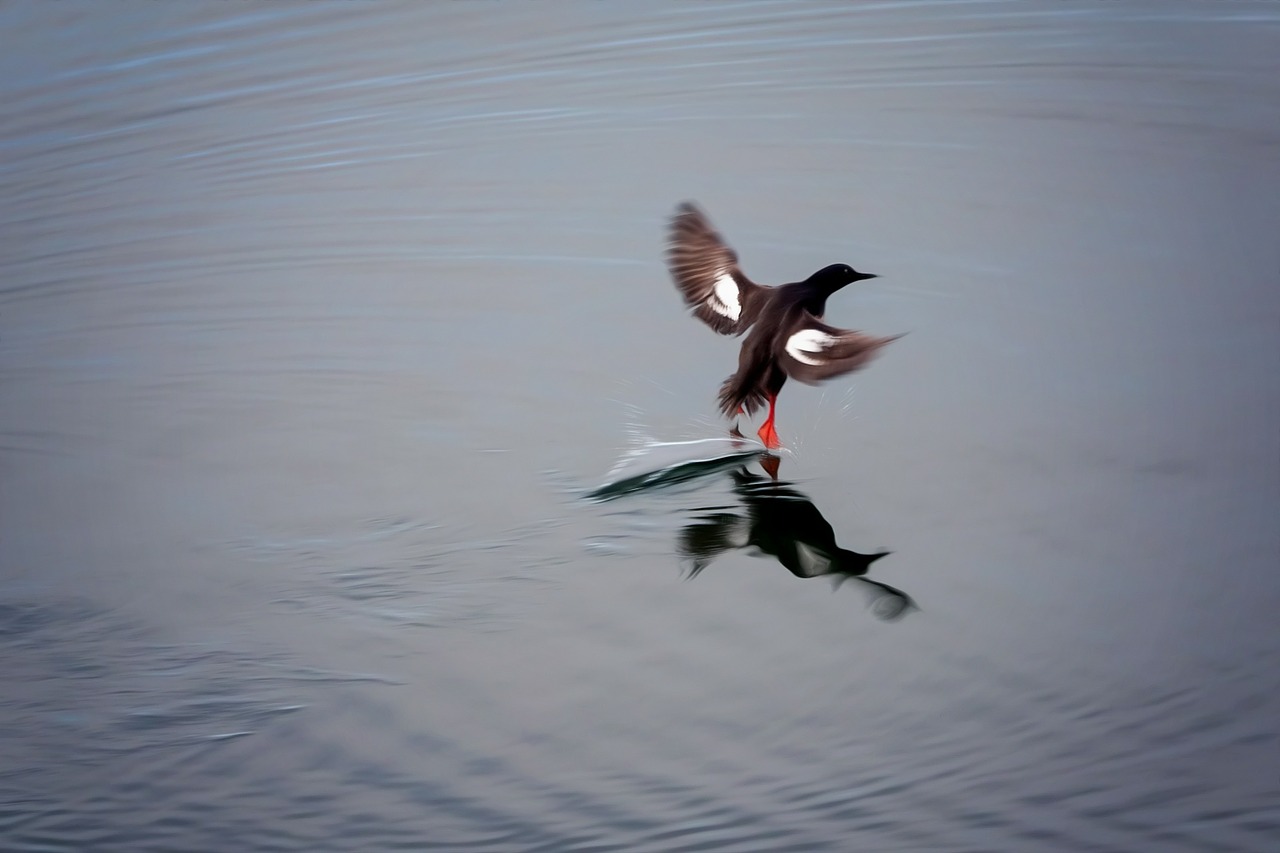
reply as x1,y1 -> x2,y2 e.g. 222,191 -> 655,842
680,465 -> 916,622
584,439 -> 915,620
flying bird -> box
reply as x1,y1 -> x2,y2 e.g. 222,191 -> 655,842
665,201 -> 901,448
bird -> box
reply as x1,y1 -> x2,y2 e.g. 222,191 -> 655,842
665,201 -> 901,449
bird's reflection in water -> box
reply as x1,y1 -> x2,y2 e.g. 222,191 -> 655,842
679,460 -> 916,621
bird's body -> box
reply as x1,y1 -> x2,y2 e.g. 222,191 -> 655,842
665,202 -> 900,448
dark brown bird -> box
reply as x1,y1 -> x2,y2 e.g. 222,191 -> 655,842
665,201 -> 901,448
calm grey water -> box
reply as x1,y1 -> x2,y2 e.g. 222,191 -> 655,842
3,2 -> 1279,851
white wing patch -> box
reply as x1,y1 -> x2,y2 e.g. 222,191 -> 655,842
786,329 -> 835,366
795,541 -> 833,577
710,271 -> 741,320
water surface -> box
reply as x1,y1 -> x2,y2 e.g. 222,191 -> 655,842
2,2 -> 1279,850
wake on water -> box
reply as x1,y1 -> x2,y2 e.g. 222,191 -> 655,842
584,437 -> 765,502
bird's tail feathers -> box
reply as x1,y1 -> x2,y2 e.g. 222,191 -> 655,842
717,373 -> 766,419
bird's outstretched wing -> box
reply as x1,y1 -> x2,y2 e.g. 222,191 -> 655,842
776,314 -> 903,384
666,202 -> 767,335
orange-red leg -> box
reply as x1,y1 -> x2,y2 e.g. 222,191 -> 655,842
760,453 -> 781,480
757,393 -> 781,449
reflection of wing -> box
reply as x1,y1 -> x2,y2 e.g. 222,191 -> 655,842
777,314 -> 903,385
678,512 -> 750,578
666,202 -> 766,335
860,578 -> 917,621
793,541 -> 835,578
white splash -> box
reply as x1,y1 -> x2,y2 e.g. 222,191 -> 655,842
710,271 -> 740,320
786,328 -> 835,365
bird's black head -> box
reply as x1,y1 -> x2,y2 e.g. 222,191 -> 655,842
809,263 -> 878,291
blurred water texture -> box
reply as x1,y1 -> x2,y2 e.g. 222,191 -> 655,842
2,2 -> 1278,850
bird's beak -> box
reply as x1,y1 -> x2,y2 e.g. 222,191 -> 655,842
855,272 -> 878,282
